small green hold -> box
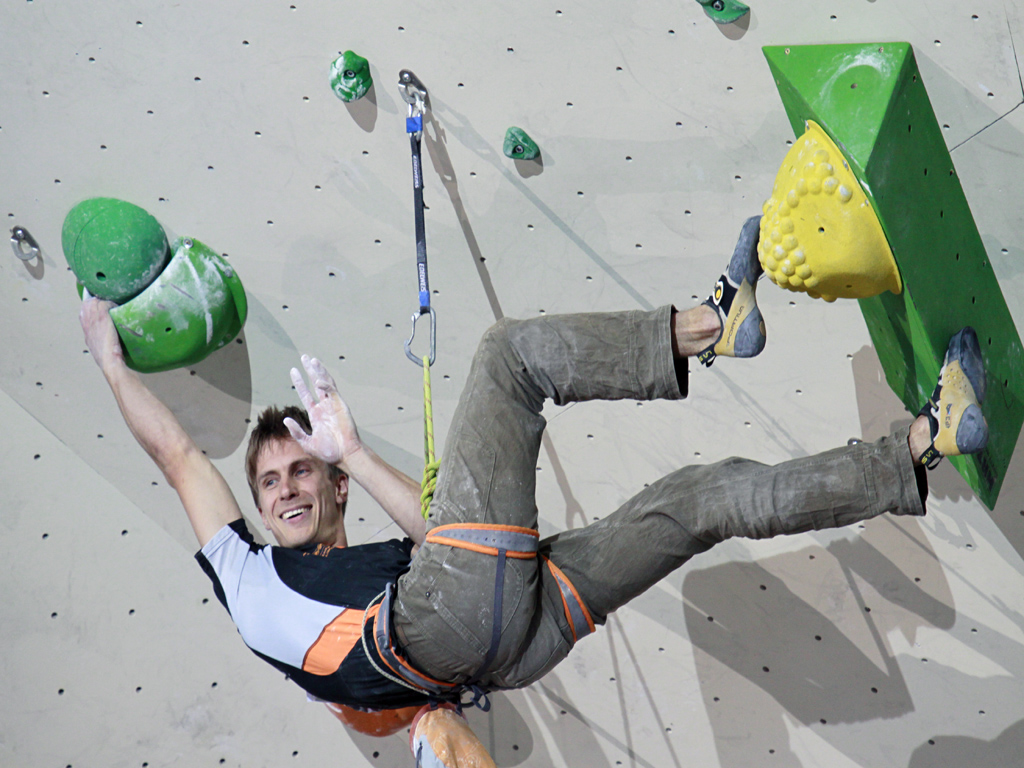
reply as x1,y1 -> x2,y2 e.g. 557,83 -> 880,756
695,0 -> 750,24
503,127 -> 540,161
330,50 -> 372,102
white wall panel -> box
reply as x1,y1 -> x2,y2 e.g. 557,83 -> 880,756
2,1 -> 1022,765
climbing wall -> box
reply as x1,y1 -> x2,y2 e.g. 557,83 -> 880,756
2,1 -> 1023,766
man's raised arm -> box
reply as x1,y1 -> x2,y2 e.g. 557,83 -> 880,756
80,299 -> 242,548
286,355 -> 427,546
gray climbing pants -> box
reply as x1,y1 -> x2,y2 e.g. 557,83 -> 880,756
392,306 -> 925,690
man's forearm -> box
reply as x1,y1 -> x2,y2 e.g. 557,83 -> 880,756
342,445 -> 426,545
103,361 -> 196,479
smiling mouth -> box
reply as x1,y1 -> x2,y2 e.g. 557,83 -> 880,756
282,506 -> 311,521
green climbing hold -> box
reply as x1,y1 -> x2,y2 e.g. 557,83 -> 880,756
109,237 -> 248,373
696,0 -> 750,24
62,198 -> 170,303
503,127 -> 540,161
764,41 -> 1024,508
330,50 -> 372,102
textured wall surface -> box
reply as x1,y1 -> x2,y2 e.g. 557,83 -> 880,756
2,1 -> 1023,766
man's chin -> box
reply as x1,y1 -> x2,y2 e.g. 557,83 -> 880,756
275,527 -> 313,549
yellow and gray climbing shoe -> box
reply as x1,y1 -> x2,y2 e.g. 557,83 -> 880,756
918,327 -> 988,468
697,215 -> 766,367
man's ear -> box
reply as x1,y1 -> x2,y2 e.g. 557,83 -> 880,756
335,472 -> 350,507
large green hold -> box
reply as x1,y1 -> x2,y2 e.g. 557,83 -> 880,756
764,42 -> 1024,508
62,198 -> 170,303
108,237 -> 247,373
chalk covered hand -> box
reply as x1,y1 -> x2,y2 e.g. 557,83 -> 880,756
285,355 -> 361,468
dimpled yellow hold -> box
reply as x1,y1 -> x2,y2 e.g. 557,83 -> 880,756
759,120 -> 902,302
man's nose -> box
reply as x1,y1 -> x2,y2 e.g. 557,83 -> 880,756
279,476 -> 299,498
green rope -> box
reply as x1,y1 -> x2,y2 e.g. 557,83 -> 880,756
420,355 -> 440,520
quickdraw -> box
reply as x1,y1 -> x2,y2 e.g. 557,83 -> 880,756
398,69 -> 441,521
398,69 -> 436,368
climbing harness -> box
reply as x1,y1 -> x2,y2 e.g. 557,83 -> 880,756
425,524 -> 539,696
367,585 -> 460,698
362,525 -> 548,711
544,557 -> 596,643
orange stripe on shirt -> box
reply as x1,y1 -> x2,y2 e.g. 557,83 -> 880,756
302,609 -> 363,676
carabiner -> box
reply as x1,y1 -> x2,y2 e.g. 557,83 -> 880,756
398,69 -> 427,110
398,69 -> 428,136
404,306 -> 436,367
11,226 -> 40,261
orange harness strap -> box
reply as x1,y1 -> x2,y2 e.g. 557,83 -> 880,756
543,557 -> 596,644
425,523 -> 539,558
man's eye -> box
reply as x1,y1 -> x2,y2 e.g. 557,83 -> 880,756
296,467 -> 310,476
264,478 -> 277,488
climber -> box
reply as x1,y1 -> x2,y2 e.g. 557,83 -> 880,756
79,215 -> 988,754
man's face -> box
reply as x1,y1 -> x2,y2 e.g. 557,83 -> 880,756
255,438 -> 348,549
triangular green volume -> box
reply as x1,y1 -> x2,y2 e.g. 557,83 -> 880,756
764,43 -> 911,168
763,42 -> 1024,508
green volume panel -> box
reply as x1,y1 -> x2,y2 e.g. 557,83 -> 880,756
764,42 -> 1023,508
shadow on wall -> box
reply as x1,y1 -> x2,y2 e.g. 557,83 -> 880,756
535,673 -> 666,768
144,328 -> 253,459
345,80 -> 379,132
909,718 -> 1024,768
851,343 -> 1024,564
683,519 -> 953,766
715,9 -> 752,41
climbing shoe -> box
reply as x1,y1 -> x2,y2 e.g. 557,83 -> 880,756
697,215 -> 766,367
917,327 -> 989,468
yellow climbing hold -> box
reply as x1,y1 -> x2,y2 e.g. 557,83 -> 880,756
759,120 -> 902,302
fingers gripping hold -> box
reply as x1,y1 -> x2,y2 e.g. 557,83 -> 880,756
80,297 -> 125,370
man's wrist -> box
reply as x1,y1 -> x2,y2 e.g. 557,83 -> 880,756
101,353 -> 132,386
336,438 -> 367,473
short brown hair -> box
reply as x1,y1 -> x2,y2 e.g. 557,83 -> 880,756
245,405 -> 345,509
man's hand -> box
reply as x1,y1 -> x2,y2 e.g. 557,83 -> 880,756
287,355 -> 426,544
286,355 -> 362,469
79,298 -> 125,373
